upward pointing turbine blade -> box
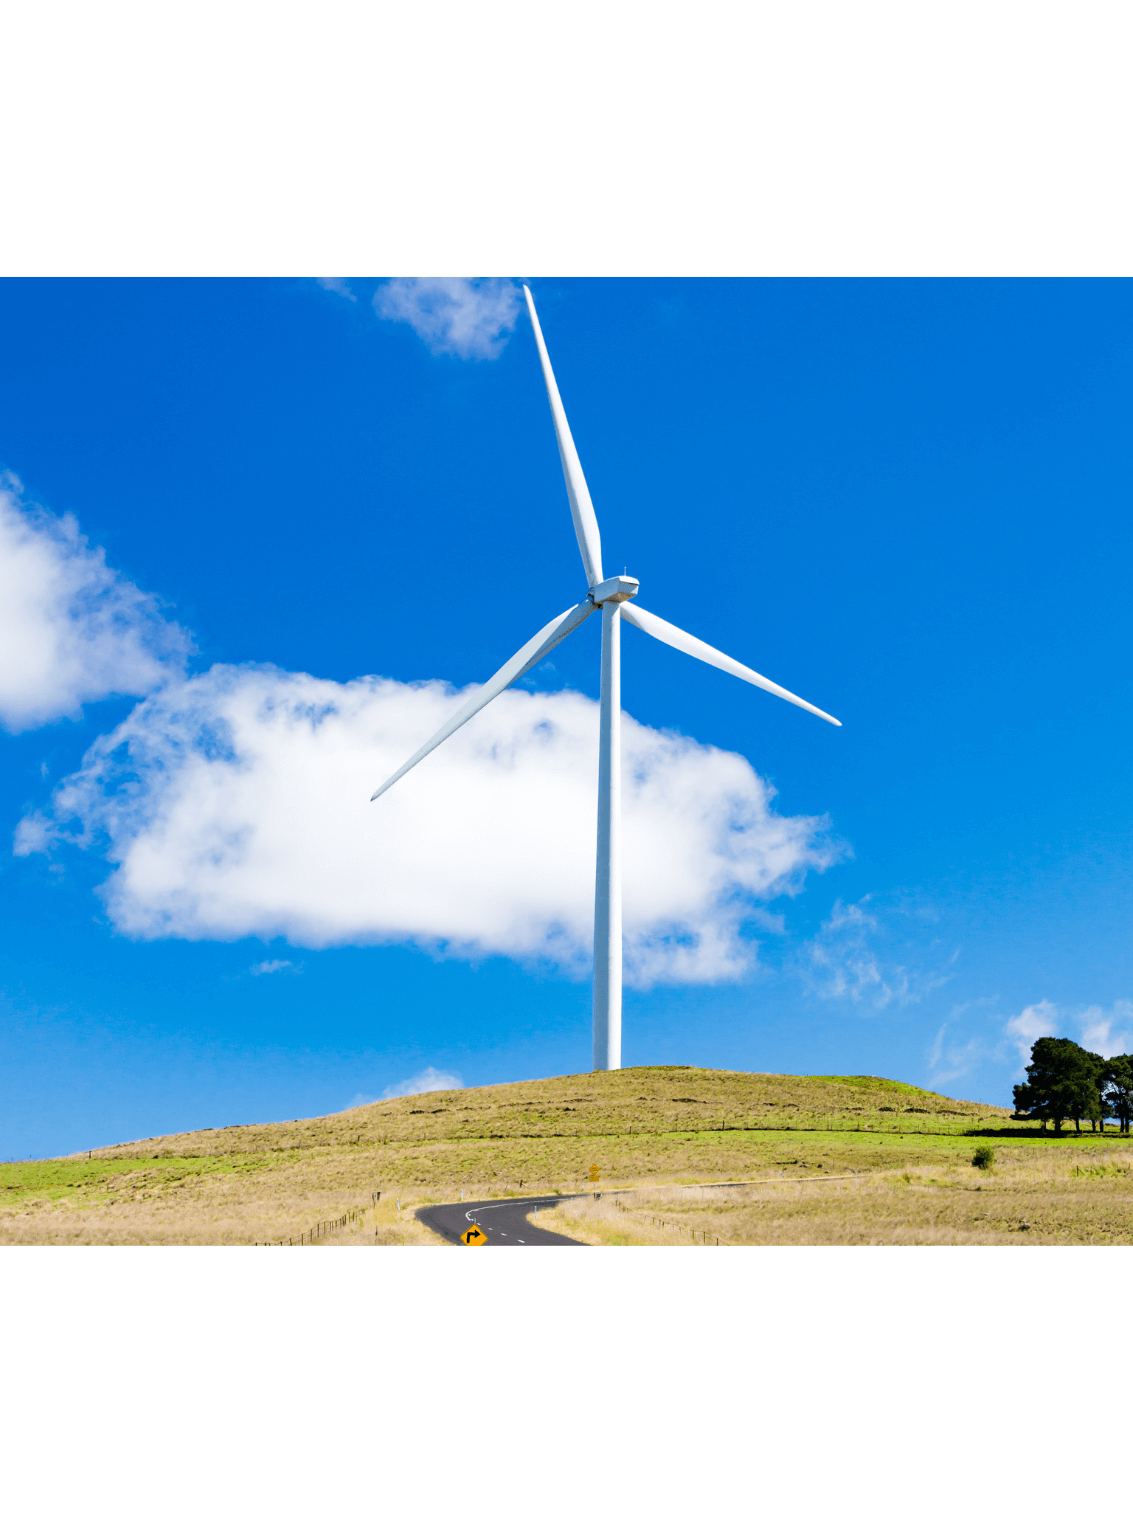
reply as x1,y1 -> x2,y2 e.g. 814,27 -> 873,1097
523,285 -> 604,589
370,600 -> 595,801
621,603 -> 842,726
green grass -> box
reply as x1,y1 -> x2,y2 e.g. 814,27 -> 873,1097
0,1153 -> 275,1207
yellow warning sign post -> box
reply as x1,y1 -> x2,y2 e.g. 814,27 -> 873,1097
460,1223 -> 488,1246
588,1165 -> 600,1183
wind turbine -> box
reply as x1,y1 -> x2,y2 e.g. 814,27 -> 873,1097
371,285 -> 840,1072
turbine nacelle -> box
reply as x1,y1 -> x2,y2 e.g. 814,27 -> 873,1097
589,575 -> 639,605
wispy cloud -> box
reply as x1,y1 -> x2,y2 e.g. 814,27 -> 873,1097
922,997 -> 1007,1084
250,959 -> 300,976
373,278 -> 522,359
382,1066 -> 463,1099
317,277 -> 355,302
0,474 -> 190,732
18,663 -> 841,986
803,899 -> 892,1004
800,896 -> 955,1010
927,1021 -> 991,1085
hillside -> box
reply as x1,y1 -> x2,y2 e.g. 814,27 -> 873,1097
0,1065 -> 1099,1246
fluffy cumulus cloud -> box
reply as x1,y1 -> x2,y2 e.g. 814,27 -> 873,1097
373,278 -> 522,359
1078,1001 -> 1133,1058
16,663 -> 841,986
1006,998 -> 1133,1063
0,476 -> 190,732
1005,999 -> 1059,1061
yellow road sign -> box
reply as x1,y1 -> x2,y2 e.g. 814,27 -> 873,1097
588,1165 -> 600,1182
460,1223 -> 488,1246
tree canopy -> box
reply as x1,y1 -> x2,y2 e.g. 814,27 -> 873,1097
1013,1037 -> 1106,1133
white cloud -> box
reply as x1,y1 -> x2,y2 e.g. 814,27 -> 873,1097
317,277 -> 355,301
1005,999 -> 1133,1066
373,278 -> 522,359
250,959 -> 298,976
381,1067 -> 464,1099
1076,1002 -> 1133,1058
1004,999 -> 1060,1065
0,475 -> 190,732
927,1022 -> 989,1085
15,662 -> 841,986
803,899 -> 890,1003
801,897 -> 953,1009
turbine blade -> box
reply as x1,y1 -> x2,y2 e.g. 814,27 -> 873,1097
370,600 -> 595,800
523,285 -> 604,589
621,603 -> 842,726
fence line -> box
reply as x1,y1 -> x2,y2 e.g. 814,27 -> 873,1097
613,1198 -> 721,1245
258,1206 -> 360,1242
681,1171 -> 861,1191
255,1187 -> 380,1248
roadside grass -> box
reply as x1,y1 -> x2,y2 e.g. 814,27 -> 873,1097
3,1065 -> 1129,1245
533,1147 -> 1133,1246
0,1152 -> 449,1247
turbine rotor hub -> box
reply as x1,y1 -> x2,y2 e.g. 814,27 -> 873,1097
590,575 -> 639,605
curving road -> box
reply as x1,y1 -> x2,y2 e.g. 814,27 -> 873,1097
416,1194 -> 587,1247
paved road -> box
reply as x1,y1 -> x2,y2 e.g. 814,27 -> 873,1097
416,1194 -> 587,1247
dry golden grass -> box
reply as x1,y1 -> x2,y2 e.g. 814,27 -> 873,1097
2,1065 -> 1125,1245
0,1154 -> 447,1247
534,1147 -> 1133,1246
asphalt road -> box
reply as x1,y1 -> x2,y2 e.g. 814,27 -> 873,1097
416,1194 -> 587,1247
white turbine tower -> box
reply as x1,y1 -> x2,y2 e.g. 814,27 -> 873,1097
371,285 -> 841,1072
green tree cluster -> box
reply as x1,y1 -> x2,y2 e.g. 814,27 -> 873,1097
1013,1038 -> 1133,1134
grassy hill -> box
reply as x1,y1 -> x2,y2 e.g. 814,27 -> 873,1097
2,1066 -> 1127,1245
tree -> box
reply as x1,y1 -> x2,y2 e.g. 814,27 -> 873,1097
1013,1037 -> 1104,1134
1069,1047 -> 1105,1132
1102,1056 -> 1133,1134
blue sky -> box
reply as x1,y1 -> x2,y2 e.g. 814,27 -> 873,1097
1,276 -> 1131,1159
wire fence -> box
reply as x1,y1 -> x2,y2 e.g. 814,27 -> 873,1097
613,1198 -> 721,1245
682,1171 -> 861,1192
256,1207 -> 361,1246
256,1190 -> 382,1246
